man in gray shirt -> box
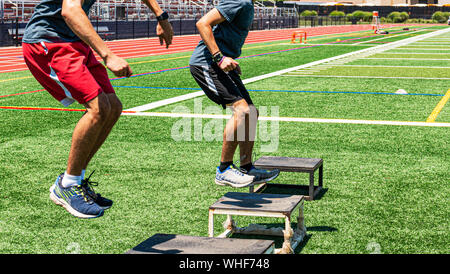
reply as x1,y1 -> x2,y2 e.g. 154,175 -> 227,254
190,0 -> 279,188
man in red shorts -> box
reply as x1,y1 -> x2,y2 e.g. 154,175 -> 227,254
22,0 -> 173,218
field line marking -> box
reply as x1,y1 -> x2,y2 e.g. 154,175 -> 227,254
2,105 -> 448,127
125,91 -> 204,112
426,89 -> 450,123
391,47 -> 450,50
364,58 -> 450,60
0,105 -> 138,113
281,75 -> 450,80
0,89 -> 45,98
245,27 -> 450,83
0,106 -> 85,112
381,52 -> 450,55
124,27 -> 450,112
0,75 -> 33,83
353,29 -> 423,45
112,85 -> 444,97
332,65 -> 450,69
121,111 -> 450,127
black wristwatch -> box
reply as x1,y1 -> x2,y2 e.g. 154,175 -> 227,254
156,11 -> 169,21
212,52 -> 223,63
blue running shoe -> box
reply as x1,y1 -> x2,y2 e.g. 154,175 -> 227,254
49,173 -> 104,219
81,171 -> 113,210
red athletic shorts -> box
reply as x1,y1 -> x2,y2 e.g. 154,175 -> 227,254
22,41 -> 115,106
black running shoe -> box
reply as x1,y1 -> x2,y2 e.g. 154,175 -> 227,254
240,166 -> 280,184
81,171 -> 113,210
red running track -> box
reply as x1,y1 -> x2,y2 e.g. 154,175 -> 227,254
0,24 -> 403,74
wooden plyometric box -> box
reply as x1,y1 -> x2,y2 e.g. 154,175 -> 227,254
208,192 -> 307,254
126,233 -> 275,254
253,156 -> 324,201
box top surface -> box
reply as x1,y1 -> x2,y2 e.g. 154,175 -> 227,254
125,234 -> 274,254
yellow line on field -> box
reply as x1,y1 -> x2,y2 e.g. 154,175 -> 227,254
426,88 -> 450,122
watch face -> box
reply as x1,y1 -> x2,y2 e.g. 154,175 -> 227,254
213,54 -> 222,63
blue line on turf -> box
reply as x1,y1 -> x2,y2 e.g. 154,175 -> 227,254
111,85 -> 444,97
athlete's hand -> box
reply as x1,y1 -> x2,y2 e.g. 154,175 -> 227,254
157,19 -> 173,48
104,54 -> 132,78
219,57 -> 239,73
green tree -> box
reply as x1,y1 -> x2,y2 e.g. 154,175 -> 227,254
300,10 -> 318,17
329,11 -> 345,17
431,11 -> 446,23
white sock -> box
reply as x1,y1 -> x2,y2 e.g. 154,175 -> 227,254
61,171 -> 82,188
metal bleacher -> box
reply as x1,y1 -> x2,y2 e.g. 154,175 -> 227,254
0,0 -> 298,47
1,0 -> 40,22
1,0 -> 298,22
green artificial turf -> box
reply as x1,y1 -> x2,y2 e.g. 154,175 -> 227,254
0,26 -> 449,254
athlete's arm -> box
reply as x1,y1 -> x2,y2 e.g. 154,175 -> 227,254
141,0 -> 173,48
196,8 -> 240,74
61,0 -> 132,77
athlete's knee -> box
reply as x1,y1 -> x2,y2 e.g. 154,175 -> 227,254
85,93 -> 112,123
107,94 -> 123,119
232,99 -> 251,120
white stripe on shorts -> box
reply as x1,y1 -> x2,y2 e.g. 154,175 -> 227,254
49,66 -> 76,107
40,41 -> 75,106
201,65 -> 219,95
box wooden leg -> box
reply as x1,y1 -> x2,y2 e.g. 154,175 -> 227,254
297,202 -> 305,232
218,215 -> 234,238
278,216 -> 294,254
308,172 -> 315,200
208,210 -> 214,237
319,164 -> 323,187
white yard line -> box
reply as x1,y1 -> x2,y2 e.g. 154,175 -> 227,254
121,112 -> 450,128
380,52 -> 450,55
353,30 -> 422,45
364,57 -> 450,61
410,42 -> 450,45
390,48 -> 450,51
125,91 -> 204,112
399,46 -> 450,48
281,75 -> 450,80
329,65 -> 450,69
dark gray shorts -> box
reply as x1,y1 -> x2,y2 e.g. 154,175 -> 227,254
190,64 -> 253,109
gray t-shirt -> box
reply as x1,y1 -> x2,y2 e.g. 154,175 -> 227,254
23,0 -> 96,43
189,0 -> 254,66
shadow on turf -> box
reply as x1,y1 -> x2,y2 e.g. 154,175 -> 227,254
230,225 -> 337,253
230,184 -> 333,253
259,184 -> 328,201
